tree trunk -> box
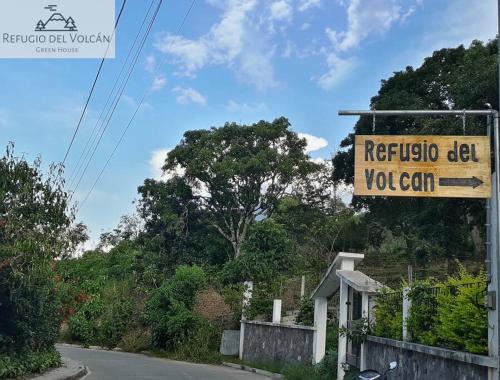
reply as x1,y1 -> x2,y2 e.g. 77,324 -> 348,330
234,242 -> 242,258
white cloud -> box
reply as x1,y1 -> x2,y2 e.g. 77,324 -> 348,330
155,0 -> 278,91
172,86 -> 207,106
151,75 -> 167,91
155,35 -> 209,77
316,0 -> 420,90
301,22 -> 311,31
226,100 -> 267,112
334,0 -> 404,52
298,0 -> 321,12
145,55 -> 156,72
298,133 -> 328,153
270,0 -> 293,22
316,53 -> 356,90
149,149 -> 170,180
149,149 -> 188,184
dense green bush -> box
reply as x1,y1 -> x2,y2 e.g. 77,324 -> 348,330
0,146 -> 73,378
282,349 -> 338,380
118,327 -> 152,353
145,265 -> 207,350
66,281 -> 134,348
373,266 -> 487,354
406,280 -> 438,344
68,296 -> 105,346
296,297 -> 314,326
372,289 -> 403,341
417,267 -> 488,354
98,293 -> 133,349
219,220 -> 295,284
167,320 -> 221,363
0,349 -> 61,379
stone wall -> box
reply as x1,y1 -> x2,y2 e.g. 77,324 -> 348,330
364,335 -> 497,380
241,321 -> 315,364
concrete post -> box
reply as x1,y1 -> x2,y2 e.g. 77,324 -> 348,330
359,292 -> 369,371
403,287 -> 412,342
239,281 -> 253,361
272,299 -> 282,324
301,275 -> 306,298
337,278 -> 349,380
239,322 -> 245,360
313,296 -> 328,364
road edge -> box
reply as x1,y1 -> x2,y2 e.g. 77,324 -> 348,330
222,362 -> 283,379
30,357 -> 88,380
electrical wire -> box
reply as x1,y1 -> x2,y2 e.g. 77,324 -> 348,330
61,0 -> 127,167
69,0 -> 163,202
66,0 -> 156,190
76,0 -> 197,214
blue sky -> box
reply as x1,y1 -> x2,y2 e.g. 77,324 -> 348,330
0,0 -> 497,244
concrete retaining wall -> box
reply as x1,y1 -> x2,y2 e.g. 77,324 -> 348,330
240,321 -> 315,364
220,330 -> 240,356
364,335 -> 497,380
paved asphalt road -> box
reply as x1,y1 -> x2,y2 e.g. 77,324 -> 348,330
57,345 -> 272,380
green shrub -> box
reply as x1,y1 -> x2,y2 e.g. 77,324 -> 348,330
431,267 -> 487,354
145,265 -> 207,350
0,349 -> 61,379
407,280 -> 438,345
282,350 -> 338,380
219,220 -> 295,284
372,289 -> 403,341
326,326 -> 339,352
168,320 -> 221,363
68,296 -> 105,346
373,265 -> 488,354
296,297 -> 314,326
118,327 -> 152,353
282,364 -> 318,380
98,296 -> 133,349
314,349 -> 338,379
0,146 -> 70,356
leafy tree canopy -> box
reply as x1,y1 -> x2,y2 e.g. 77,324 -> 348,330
333,40 -> 498,260
164,117 -> 319,258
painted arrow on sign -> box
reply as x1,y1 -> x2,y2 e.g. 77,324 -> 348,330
438,176 -> 484,189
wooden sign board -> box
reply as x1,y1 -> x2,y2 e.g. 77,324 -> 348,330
354,135 -> 491,198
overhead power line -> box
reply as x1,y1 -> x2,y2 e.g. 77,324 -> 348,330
76,0 -> 197,214
61,0 -> 127,166
66,0 -> 156,191
71,0 -> 164,204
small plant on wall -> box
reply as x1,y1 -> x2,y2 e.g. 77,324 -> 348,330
339,317 -> 370,346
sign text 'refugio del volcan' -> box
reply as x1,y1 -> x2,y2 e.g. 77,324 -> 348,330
354,135 -> 492,198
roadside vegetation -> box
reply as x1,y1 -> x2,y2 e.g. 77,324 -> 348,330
373,265 -> 488,354
0,145 -> 85,379
1,38 -> 498,379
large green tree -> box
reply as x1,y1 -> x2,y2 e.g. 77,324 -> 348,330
164,117 -> 319,258
136,176 -> 230,283
0,145 -> 72,354
333,40 -> 498,260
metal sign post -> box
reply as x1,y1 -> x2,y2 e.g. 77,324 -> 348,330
339,109 -> 500,379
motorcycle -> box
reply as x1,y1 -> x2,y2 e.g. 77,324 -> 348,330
357,361 -> 398,380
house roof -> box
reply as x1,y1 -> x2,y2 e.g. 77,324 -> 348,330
336,270 -> 384,294
310,252 -> 365,299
